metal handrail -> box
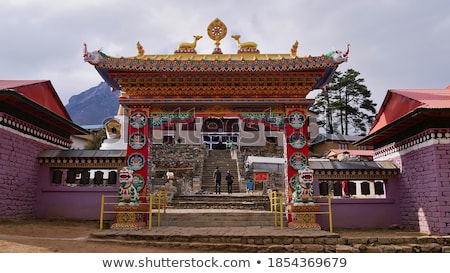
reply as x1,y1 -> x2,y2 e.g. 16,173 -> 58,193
270,193 -> 333,232
99,190 -> 168,230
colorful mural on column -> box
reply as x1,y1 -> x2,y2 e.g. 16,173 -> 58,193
110,107 -> 150,229
285,106 -> 310,201
284,106 -> 321,228
127,108 -> 149,199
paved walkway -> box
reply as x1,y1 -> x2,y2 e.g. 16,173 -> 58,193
95,225 -> 338,237
89,225 -> 450,253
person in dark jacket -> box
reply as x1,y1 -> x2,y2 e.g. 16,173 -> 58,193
226,170 -> 234,194
213,166 -> 222,194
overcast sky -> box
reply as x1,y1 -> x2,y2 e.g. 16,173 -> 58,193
2,0 -> 450,110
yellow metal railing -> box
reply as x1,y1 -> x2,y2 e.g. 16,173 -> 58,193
99,190 -> 168,231
270,193 -> 334,232
269,190 -> 280,212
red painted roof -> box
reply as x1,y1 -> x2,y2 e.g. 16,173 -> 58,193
0,80 -> 72,120
369,86 -> 450,135
355,86 -> 450,146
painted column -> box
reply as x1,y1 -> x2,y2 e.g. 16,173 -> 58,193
111,106 -> 149,229
285,105 -> 310,203
285,105 -> 320,229
127,107 -> 150,198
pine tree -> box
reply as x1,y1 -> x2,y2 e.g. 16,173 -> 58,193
84,128 -> 106,150
311,69 -> 377,135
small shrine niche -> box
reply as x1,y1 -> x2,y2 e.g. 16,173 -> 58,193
105,118 -> 121,139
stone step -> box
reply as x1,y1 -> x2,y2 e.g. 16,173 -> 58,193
170,194 -> 271,210
150,209 -> 281,227
202,150 -> 239,192
172,194 -> 269,202
90,227 -> 448,253
168,201 -> 266,210
198,185 -> 241,193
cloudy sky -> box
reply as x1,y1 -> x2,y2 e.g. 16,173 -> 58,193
2,0 -> 450,110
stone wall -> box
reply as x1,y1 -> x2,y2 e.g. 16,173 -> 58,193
150,144 -> 286,195
0,127 -> 57,219
151,144 -> 207,195
393,144 -> 450,235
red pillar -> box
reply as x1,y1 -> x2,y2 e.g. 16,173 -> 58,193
127,107 -> 150,199
285,105 -> 310,221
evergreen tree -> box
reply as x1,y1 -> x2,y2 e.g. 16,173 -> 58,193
84,128 -> 106,150
311,69 -> 377,135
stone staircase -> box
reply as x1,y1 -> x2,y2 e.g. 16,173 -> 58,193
152,209 -> 277,227
145,148 -> 285,228
201,149 -> 240,193
170,194 -> 270,210
152,193 -> 283,227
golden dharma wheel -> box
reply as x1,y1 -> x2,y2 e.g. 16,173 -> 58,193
207,18 -> 227,47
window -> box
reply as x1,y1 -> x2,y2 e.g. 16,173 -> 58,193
51,169 -> 117,187
338,143 -> 349,150
319,181 -> 329,195
361,181 -> 370,195
374,181 -> 385,195
348,181 -> 357,195
94,171 -> 104,185
52,170 -> 63,184
333,182 -> 342,197
321,180 -> 386,199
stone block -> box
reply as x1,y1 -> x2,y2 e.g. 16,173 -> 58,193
335,245 -> 358,253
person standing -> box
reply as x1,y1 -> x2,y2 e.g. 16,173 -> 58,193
247,179 -> 254,194
226,170 -> 234,194
213,166 -> 222,194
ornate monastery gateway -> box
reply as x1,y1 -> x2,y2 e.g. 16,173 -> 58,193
83,18 -> 349,215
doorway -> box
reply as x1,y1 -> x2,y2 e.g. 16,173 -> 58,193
201,118 -> 239,150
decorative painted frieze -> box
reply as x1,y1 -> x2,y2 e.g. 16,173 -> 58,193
0,112 -> 71,148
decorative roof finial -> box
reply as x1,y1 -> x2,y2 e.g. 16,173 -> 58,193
231,34 -> 259,54
326,43 -> 350,63
175,35 -> 202,54
136,41 -> 144,56
207,18 -> 227,54
291,40 -> 299,56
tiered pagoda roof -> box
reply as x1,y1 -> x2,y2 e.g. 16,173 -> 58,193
84,19 -> 349,106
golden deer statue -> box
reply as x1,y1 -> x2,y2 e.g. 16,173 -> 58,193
231,34 -> 257,50
178,35 -> 203,50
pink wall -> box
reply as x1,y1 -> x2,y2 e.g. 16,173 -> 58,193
315,179 -> 401,229
393,144 -> 450,235
35,167 -> 118,220
3,122 -> 447,233
1,126 -> 118,221
0,127 -> 56,219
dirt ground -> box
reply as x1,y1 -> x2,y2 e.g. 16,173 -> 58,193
0,219 -> 426,253
0,219 -> 200,253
